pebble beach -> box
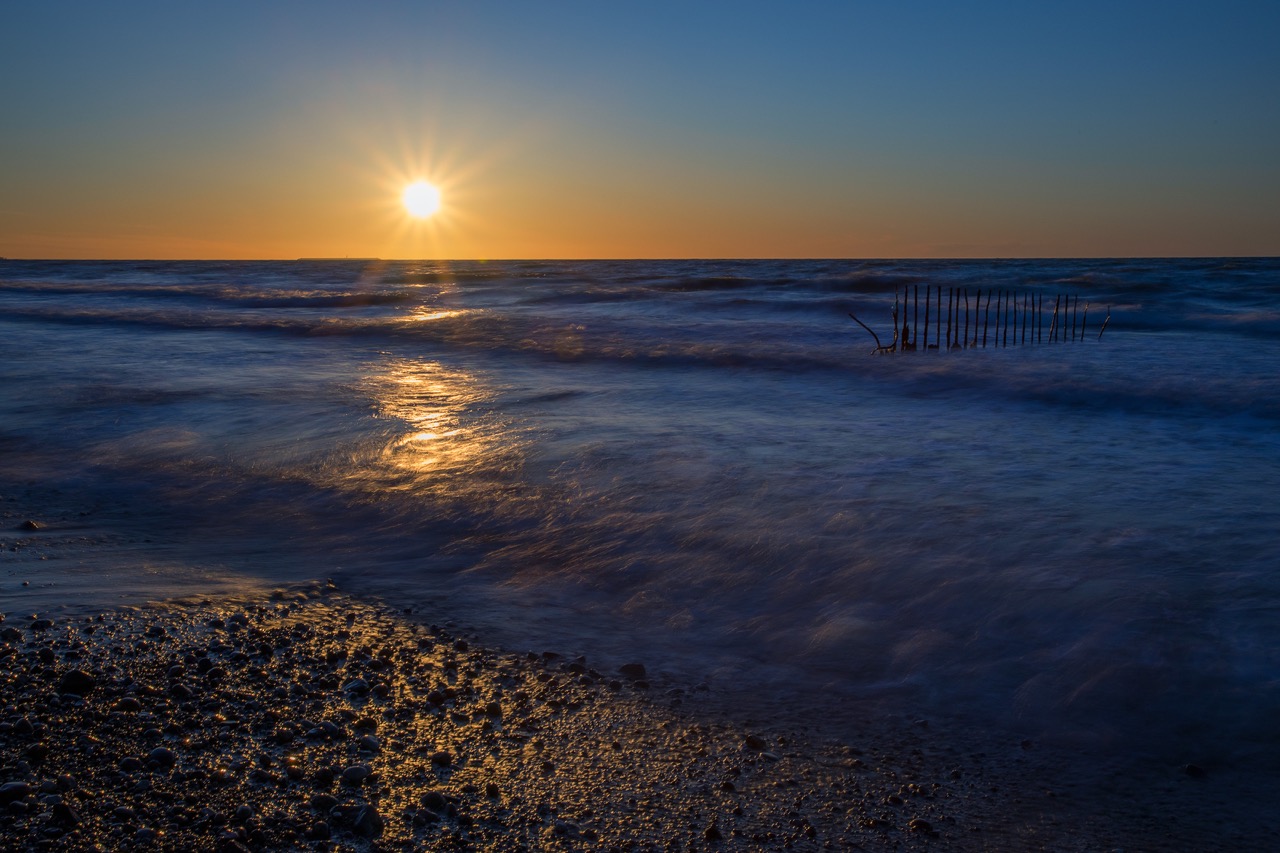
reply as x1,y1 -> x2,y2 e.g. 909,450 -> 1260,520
2,577 -> 1275,852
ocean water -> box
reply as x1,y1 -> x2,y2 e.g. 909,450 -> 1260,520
2,258 -> 1279,762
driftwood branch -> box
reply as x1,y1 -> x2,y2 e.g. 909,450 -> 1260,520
848,312 -> 890,353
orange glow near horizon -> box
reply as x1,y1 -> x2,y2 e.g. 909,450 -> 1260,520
2,7 -> 1277,261
3,87 -> 1269,261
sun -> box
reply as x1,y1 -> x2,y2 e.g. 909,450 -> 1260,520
402,180 -> 441,218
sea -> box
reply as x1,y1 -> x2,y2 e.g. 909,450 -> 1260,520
2,257 -> 1278,768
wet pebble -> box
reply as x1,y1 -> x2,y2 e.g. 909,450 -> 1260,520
0,781 -> 31,805
310,793 -> 338,811
340,764 -> 370,786
619,663 -> 647,679
51,800 -> 80,825
148,747 -> 175,768
353,803 -> 384,837
307,721 -> 342,740
56,670 -> 96,696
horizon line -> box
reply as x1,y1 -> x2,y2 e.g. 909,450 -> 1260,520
2,254 -> 1278,263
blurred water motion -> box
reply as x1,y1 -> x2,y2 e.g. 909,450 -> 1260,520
404,308 -> 466,323
357,357 -> 519,503
4,258 -> 1280,760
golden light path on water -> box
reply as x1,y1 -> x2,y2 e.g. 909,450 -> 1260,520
371,358 -> 489,481
353,346 -> 529,515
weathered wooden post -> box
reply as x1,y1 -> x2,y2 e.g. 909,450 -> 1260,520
936,285 -> 947,348
993,290 -> 1000,346
970,289 -> 981,347
945,288 -> 953,350
1000,290 -> 1008,347
923,285 -> 931,350
899,289 -> 911,349
914,285 -> 919,350
1003,290 -> 1013,348
891,291 -> 900,351
953,288 -> 962,349
1006,290 -> 1013,345
982,289 -> 992,347
1022,292 -> 1029,345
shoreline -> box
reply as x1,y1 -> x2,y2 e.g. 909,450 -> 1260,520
4,481 -> 1280,850
1,582 -> 1272,851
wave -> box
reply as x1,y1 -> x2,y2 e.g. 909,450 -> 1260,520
0,280 -> 421,309
15,317 -> 1279,430
5,259 -> 1280,398
651,275 -> 789,292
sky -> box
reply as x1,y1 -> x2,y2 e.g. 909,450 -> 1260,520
2,1 -> 1278,259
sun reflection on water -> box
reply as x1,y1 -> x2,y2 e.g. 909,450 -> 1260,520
357,356 -> 523,506
404,308 -> 466,323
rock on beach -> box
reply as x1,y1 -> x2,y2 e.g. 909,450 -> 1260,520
55,669 -> 96,695
0,583 -> 1258,851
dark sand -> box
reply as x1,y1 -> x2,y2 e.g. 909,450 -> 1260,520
1,578 -> 1274,852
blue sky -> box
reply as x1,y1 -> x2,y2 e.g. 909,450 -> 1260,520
3,1 -> 1277,258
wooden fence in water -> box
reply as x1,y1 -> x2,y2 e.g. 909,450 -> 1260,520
849,285 -> 1110,354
